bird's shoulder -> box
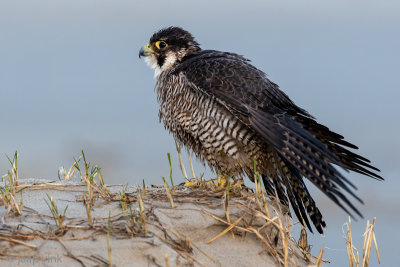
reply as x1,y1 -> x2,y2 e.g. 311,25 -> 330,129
171,50 -> 310,118
173,49 -> 262,81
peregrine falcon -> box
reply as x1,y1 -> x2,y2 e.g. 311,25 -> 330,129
139,26 -> 382,234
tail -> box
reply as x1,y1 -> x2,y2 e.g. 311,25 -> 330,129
262,151 -> 327,234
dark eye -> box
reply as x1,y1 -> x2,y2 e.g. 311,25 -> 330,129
155,41 -> 168,49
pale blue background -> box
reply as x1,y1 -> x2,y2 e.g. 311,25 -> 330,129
1,1 -> 399,266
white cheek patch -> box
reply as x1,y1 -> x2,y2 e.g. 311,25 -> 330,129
144,51 -> 178,78
144,55 -> 161,78
160,52 -> 177,72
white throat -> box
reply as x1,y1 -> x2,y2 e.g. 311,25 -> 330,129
145,51 -> 178,78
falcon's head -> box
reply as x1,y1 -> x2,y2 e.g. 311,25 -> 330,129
139,27 -> 200,77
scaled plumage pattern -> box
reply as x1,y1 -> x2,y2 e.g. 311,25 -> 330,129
139,27 -> 382,234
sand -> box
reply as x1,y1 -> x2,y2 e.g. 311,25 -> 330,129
0,178 -> 315,267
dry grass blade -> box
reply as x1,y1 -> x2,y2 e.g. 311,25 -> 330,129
345,218 -> 359,267
0,236 -> 37,249
201,209 -> 252,234
162,177 -> 175,208
71,149 -> 111,202
0,154 -> 23,216
298,226 -> 309,252
315,248 -> 324,267
346,220 -> 354,267
190,241 -> 218,264
253,158 -> 271,218
260,187 -> 271,218
373,230 -> 381,264
83,194 -> 93,227
10,191 -> 22,215
362,220 -> 369,263
44,194 -> 68,230
164,253 -> 170,267
277,215 -> 288,267
345,217 -> 380,267
137,186 -> 147,236
224,181 -> 235,239
57,238 -> 86,267
363,222 -> 373,267
118,184 -> 128,212
362,218 -> 380,267
6,151 -> 18,186
107,211 -> 112,267
58,159 -> 79,181
207,215 -> 244,244
270,185 -> 289,267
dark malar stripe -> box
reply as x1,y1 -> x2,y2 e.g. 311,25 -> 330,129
157,55 -> 166,68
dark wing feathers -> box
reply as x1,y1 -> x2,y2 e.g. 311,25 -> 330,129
270,151 -> 313,232
294,113 -> 382,179
279,156 -> 327,233
250,108 -> 364,210
175,50 -> 382,233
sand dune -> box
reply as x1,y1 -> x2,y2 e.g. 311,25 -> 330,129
0,178 -> 317,266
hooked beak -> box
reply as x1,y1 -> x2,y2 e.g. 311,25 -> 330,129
139,44 -> 153,58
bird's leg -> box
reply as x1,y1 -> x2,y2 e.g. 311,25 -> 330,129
184,148 -> 199,186
187,149 -> 196,179
175,141 -> 198,187
175,141 -> 188,180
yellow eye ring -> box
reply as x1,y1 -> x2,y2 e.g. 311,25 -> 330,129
155,41 -> 168,49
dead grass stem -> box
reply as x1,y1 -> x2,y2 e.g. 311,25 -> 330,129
345,217 -> 380,267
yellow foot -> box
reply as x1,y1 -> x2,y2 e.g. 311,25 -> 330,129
183,179 -> 218,187
184,180 -> 198,187
183,175 -> 243,190
183,177 -> 226,188
216,174 -> 227,187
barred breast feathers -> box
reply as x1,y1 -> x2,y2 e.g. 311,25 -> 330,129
155,71 -> 257,172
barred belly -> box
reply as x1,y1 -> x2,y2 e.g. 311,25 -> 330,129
156,72 -> 265,177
